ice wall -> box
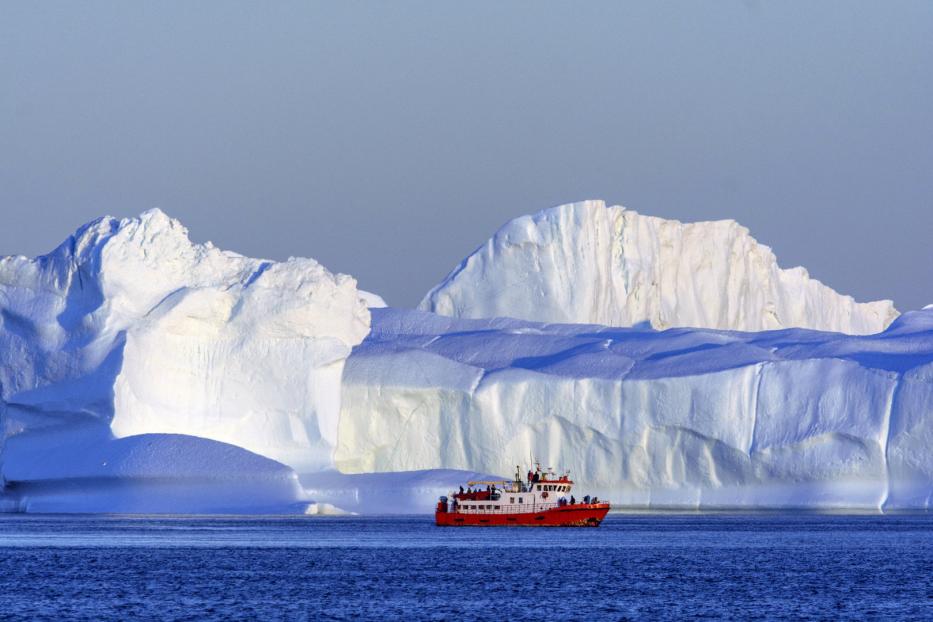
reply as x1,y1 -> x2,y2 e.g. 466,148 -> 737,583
421,200 -> 898,334
0,209 -> 371,491
338,308 -> 933,510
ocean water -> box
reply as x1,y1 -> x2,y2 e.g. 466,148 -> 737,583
0,514 -> 930,621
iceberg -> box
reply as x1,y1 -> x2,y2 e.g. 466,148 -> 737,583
1,207 -> 928,513
0,209 -> 370,512
420,200 -> 899,334
337,307 -> 933,510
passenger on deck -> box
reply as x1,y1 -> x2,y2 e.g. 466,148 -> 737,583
570,495 -> 576,505
527,470 -> 533,482
584,495 -> 591,504
459,486 -> 464,494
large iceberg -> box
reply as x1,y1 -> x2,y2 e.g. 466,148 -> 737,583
0,209 -> 370,511
421,200 -> 899,334
337,307 -> 933,510
2,207 -> 928,513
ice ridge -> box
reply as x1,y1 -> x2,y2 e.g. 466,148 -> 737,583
420,200 -> 899,334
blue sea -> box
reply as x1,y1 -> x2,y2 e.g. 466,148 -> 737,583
0,514 -> 930,621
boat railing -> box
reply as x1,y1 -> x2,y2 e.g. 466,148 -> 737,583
456,502 -> 574,513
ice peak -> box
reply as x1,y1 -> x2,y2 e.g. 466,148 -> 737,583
1,207 -> 374,479
128,207 -> 185,238
421,199 -> 899,334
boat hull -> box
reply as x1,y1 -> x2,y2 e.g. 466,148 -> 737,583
435,503 -> 610,527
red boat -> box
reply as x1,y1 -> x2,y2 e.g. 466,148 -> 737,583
435,463 -> 610,527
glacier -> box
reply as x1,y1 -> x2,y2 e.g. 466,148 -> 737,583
337,307 -> 933,510
0,209 -> 371,512
421,200 -> 899,334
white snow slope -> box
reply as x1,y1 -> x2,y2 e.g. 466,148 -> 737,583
420,200 -> 898,334
0,209 -> 371,512
338,307 -> 933,510
1,428 -> 312,514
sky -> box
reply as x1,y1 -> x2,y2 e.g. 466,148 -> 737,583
1,1 -> 931,311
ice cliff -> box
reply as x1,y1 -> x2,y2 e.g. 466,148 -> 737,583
0,209 -> 370,512
420,200 -> 898,334
338,307 -> 933,510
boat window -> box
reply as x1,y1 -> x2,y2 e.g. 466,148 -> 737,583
510,497 -> 515,504
495,505 -> 500,510
519,498 -> 523,504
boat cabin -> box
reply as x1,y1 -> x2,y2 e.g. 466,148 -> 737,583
445,464 -> 599,515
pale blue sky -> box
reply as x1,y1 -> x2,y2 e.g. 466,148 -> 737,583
2,1 -> 931,310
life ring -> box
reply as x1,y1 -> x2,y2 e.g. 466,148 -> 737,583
542,491 -> 549,499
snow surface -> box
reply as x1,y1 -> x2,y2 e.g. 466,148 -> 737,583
0,209 -> 371,512
421,200 -> 898,334
0,428 -> 312,513
360,290 -> 388,308
338,307 -> 933,510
